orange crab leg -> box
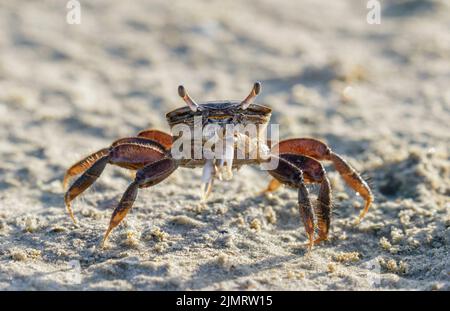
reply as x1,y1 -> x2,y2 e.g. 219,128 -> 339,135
102,158 -> 178,247
268,154 -> 332,249
273,138 -> 373,220
64,155 -> 109,224
63,148 -> 110,190
261,178 -> 281,194
109,138 -> 167,170
329,153 -> 373,219
64,137 -> 167,223
137,129 -> 173,150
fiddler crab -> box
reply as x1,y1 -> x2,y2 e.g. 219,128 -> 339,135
63,82 -> 373,249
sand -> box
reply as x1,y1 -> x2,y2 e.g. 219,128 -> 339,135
0,0 -> 448,290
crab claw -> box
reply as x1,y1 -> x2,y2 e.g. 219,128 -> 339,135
200,160 -> 215,201
216,130 -> 235,180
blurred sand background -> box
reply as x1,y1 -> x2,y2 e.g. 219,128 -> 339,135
0,0 -> 449,290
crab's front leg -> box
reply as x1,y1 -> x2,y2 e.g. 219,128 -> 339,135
274,138 -> 373,219
102,158 -> 178,247
267,154 -> 332,249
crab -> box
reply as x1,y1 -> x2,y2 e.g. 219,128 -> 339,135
63,82 -> 373,249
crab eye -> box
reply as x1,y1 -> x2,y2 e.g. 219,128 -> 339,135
178,85 -> 200,112
240,82 -> 261,109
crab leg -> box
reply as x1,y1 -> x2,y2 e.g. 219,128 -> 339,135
65,155 -> 109,223
268,155 -> 315,249
328,153 -> 372,219
109,137 -> 167,169
268,153 -> 332,249
316,174 -> 332,243
298,180 -> 315,249
137,129 -> 173,150
63,148 -> 110,190
281,153 -> 332,243
274,138 -> 373,220
64,137 -> 167,223
102,181 -> 138,247
261,178 -> 281,194
102,158 -> 178,247
64,136 -> 169,190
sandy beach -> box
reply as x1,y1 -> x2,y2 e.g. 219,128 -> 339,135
0,0 -> 448,290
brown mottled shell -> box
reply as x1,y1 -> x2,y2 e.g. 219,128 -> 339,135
165,101 -> 272,129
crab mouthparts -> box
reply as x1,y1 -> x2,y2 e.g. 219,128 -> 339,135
199,128 -> 234,201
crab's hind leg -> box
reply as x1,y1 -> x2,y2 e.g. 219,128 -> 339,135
64,137 -> 167,223
63,148 -> 110,190
137,129 -> 173,150
275,138 -> 373,219
102,158 -> 178,247
64,155 -> 109,223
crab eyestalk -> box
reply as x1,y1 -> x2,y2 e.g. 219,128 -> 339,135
178,85 -> 200,112
240,81 -> 261,109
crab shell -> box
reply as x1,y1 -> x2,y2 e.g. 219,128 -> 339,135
165,100 -> 272,169
166,101 -> 272,139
